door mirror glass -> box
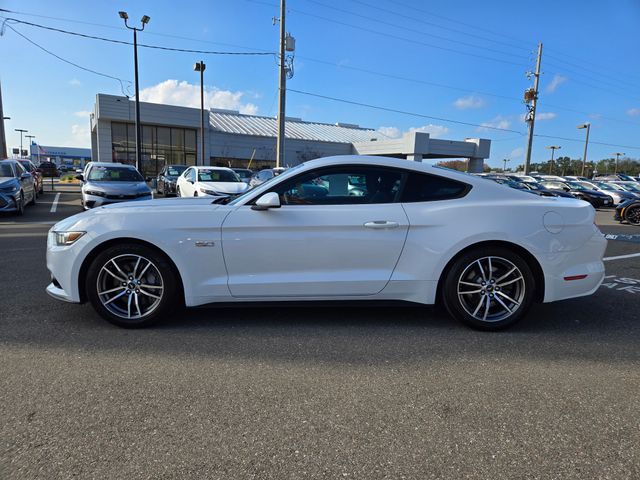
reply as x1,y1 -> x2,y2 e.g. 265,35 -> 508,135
75,174 -> 84,182
252,191 -> 281,210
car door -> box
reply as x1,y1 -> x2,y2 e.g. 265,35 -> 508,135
180,168 -> 194,196
221,165 -> 410,298
15,162 -> 34,202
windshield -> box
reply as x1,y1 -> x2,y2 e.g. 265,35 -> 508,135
524,182 -> 544,191
228,163 -> 305,206
19,161 -> 33,172
167,166 -> 187,176
619,174 -> 635,181
566,181 -> 588,191
233,170 -> 252,179
621,183 -> 640,192
0,163 -> 15,177
198,169 -> 240,182
88,166 -> 144,182
596,182 -> 620,191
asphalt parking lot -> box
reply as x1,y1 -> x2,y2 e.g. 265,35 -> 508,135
1,188 -> 639,479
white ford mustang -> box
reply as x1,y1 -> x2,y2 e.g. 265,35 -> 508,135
46,155 -> 607,330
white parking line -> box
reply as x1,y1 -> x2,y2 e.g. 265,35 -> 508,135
50,193 -> 61,213
603,252 -> 640,262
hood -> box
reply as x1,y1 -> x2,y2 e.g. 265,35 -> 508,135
199,181 -> 249,194
0,177 -> 17,185
84,181 -> 150,193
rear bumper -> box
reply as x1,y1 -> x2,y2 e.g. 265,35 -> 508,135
540,230 -> 607,303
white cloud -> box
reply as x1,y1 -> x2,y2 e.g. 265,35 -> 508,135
627,108 -> 640,117
139,79 -> 258,115
453,95 -> 486,109
478,116 -> 511,131
545,74 -> 567,93
69,79 -> 82,87
69,124 -> 90,146
408,124 -> 449,138
377,126 -> 401,138
509,147 -> 524,159
377,124 -> 450,139
74,110 -> 92,118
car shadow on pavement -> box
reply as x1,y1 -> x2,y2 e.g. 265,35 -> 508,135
2,288 -> 639,366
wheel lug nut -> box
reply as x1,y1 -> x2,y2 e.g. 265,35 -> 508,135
122,282 -> 126,286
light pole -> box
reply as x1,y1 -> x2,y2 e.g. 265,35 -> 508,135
502,158 -> 510,172
119,11 -> 150,173
15,128 -> 27,158
25,135 -> 35,159
577,123 -> 590,177
1,116 -> 9,159
612,152 -> 625,174
546,145 -> 561,174
194,61 -> 206,167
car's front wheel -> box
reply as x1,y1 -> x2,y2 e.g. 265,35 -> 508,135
85,244 -> 180,328
624,204 -> 640,225
441,247 -> 535,331
15,192 -> 24,216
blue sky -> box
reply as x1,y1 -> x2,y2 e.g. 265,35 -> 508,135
1,0 -> 639,167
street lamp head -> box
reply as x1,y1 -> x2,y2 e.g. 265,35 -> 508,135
2,116 -> 10,120
194,61 -> 206,72
141,15 -> 150,25
577,123 -> 590,129
118,11 -> 128,20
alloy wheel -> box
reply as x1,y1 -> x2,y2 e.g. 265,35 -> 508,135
96,254 -> 164,320
627,206 -> 640,225
456,256 -> 526,323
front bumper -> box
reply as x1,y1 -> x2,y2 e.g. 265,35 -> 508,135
0,192 -> 19,212
83,193 -> 152,209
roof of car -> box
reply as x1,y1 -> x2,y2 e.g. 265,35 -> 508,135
191,166 -> 234,171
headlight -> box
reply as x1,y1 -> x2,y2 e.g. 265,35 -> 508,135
199,187 -> 220,195
0,183 -> 19,193
85,190 -> 106,197
54,231 -> 85,246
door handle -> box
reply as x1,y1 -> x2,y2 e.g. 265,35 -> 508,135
364,220 -> 399,229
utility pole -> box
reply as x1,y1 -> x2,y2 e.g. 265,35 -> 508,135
0,82 -> 8,159
275,0 -> 287,169
119,11 -> 150,173
612,152 -> 625,174
577,123 -> 590,177
546,145 -> 561,174
194,61 -> 206,166
523,42 -> 543,175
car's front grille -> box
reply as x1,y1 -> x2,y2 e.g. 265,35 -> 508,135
105,194 -> 137,200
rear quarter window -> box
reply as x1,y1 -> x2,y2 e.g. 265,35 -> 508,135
400,172 -> 470,203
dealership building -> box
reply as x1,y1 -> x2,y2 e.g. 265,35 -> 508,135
90,93 -> 491,176
28,144 -> 91,168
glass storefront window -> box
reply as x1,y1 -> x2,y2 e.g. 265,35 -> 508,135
111,122 -> 197,176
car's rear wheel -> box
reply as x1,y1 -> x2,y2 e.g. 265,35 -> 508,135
176,185 -> 181,197
441,247 -> 535,331
625,204 -> 640,226
86,244 -> 180,328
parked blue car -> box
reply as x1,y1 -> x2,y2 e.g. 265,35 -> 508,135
0,159 -> 36,215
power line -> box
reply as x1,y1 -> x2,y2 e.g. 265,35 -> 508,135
1,16 -> 276,56
345,0 -> 532,53
299,0 -> 529,61
245,0 -> 531,69
287,88 -> 524,134
4,24 -> 132,96
289,88 -> 640,151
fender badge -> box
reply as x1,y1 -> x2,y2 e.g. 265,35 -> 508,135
195,240 -> 215,247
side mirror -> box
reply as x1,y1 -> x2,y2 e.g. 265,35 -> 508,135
251,192 -> 281,211
563,187 -> 570,192
75,174 -> 84,182
20,172 -> 31,180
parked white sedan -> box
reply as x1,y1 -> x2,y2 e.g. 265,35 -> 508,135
46,155 -> 606,330
176,166 -> 249,198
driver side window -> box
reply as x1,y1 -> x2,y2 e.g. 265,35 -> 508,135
270,166 -> 403,205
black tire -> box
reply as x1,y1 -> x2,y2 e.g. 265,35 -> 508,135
157,181 -> 163,196
85,243 -> 180,328
176,186 -> 181,197
29,189 -> 36,206
624,204 -> 640,226
15,192 -> 25,216
441,246 -> 535,331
